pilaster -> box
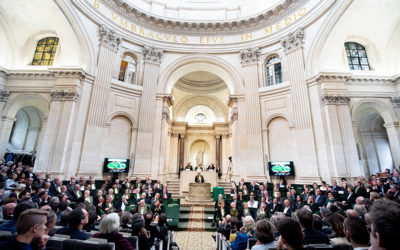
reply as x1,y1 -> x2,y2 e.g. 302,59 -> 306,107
384,121 -> 400,168
281,28 -> 319,182
79,25 -> 121,177
134,46 -> 163,175
239,48 -> 264,179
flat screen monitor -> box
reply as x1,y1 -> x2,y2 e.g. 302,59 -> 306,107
103,158 -> 130,173
268,161 -> 295,176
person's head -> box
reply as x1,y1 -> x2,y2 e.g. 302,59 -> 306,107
353,204 -> 367,216
158,213 -> 167,226
243,202 -> 248,209
356,196 -> 365,205
48,197 -> 60,212
278,218 -> 303,250
370,191 -> 380,201
3,202 -> 17,219
74,184 -> 80,191
243,216 -> 255,232
296,195 -> 303,202
14,201 -> 37,221
68,207 -> 88,229
255,219 -> 275,244
59,200 -> 68,212
296,207 -> 313,230
139,199 -> 145,207
44,210 -> 57,233
343,216 -> 369,247
99,213 -> 120,233
284,199 -> 290,207
16,209 -> 48,240
369,200 -> 400,250
307,196 -> 314,204
327,213 -> 346,237
131,213 -> 145,236
144,211 -> 153,225
106,195 -> 112,203
312,214 -> 323,231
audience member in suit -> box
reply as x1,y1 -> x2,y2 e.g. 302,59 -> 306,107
229,202 -> 241,219
314,189 -> 325,207
256,202 -> 269,218
270,197 -> 283,214
55,207 -> 90,240
296,207 -> 330,245
282,199 -> 294,217
377,178 -> 389,196
161,188 -> 171,200
137,199 -> 148,216
354,181 -> 368,198
231,186 -> 238,196
303,187 -> 312,202
216,201 -> 229,225
144,211 -> 159,246
343,216 -> 370,250
342,186 -> 357,210
131,214 -> 152,250
70,184 -> 83,202
294,195 -> 304,211
248,194 -> 258,208
78,190 -> 94,206
137,193 -> 148,205
217,214 -> 233,240
116,195 -> 129,212
249,181 -> 259,193
305,196 -> 318,213
102,195 -> 115,214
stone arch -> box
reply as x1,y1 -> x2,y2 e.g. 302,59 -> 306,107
173,95 -> 228,122
265,113 -> 293,130
20,30 -> 59,66
158,54 -> 244,95
343,35 -> 380,71
105,111 -> 136,128
351,98 -> 398,125
3,93 -> 50,119
266,116 -> 297,163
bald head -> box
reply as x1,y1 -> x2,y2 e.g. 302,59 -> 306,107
3,203 -> 16,217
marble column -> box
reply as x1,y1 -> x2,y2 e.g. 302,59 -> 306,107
169,133 -> 179,174
239,48 -> 264,179
280,28 -> 319,182
215,135 -> 222,170
79,25 -> 121,176
134,46 -> 163,175
228,96 -> 240,177
0,90 -> 11,156
384,122 -> 400,169
321,95 -> 360,178
178,134 -> 185,169
158,96 -> 172,179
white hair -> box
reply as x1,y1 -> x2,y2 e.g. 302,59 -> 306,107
99,213 -> 120,234
243,215 -> 255,232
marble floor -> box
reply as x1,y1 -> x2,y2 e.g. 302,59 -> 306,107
174,231 -> 216,250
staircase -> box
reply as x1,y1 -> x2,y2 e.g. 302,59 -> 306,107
178,202 -> 216,232
218,180 -> 233,195
167,178 -> 181,198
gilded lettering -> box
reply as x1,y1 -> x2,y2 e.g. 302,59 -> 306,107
246,33 -> 252,40
285,17 -> 292,26
173,36 -> 178,42
93,0 -> 100,9
294,13 -> 297,21
112,13 -> 118,21
212,37 -> 218,43
120,18 -> 127,28
165,34 -> 171,41
298,7 -> 306,16
220,37 -> 224,43
131,24 -> 136,32
265,26 -> 273,35
276,22 -> 281,30
139,28 -> 144,35
199,37 -> 205,44
206,37 -> 209,43
180,36 -> 188,43
156,33 -> 163,40
147,32 -> 154,38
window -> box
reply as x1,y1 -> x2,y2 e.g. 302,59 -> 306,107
195,113 -> 206,123
118,54 -> 137,84
344,42 -> 370,71
32,37 -> 59,65
265,56 -> 282,86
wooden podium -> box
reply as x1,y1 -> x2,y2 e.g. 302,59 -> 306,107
188,183 -> 213,202
180,170 -> 217,194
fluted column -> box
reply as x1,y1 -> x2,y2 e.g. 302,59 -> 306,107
134,46 -> 163,175
239,48 -> 264,179
384,121 -> 400,169
321,95 -> 360,178
79,25 -> 121,176
158,96 -> 172,178
178,134 -> 185,170
281,28 -> 318,182
215,135 -> 222,170
0,90 -> 11,156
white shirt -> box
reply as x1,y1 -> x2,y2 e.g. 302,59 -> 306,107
248,200 -> 258,208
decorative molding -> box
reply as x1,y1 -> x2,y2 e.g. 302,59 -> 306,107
162,105 -> 170,121
0,90 -> 10,102
99,24 -> 121,50
240,47 -> 260,64
321,94 -> 350,105
102,0 -> 306,36
5,68 -> 87,80
51,89 -> 80,102
280,27 -> 304,53
142,46 -> 163,64
391,96 -> 400,108
230,107 -> 238,121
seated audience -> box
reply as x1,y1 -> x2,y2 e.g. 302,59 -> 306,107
93,213 -> 134,250
0,201 -> 37,234
296,207 -> 330,245
326,213 -> 351,246
131,213 -> 152,250
251,219 -> 276,250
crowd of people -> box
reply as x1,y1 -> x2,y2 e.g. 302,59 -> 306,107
0,160 -> 176,250
214,170 -> 400,250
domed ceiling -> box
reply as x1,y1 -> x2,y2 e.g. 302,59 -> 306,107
123,0 -> 284,22
174,71 -> 227,93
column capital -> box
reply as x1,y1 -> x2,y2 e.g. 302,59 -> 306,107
50,89 -> 80,102
280,27 -> 304,53
240,47 -> 260,65
391,96 -> 400,107
0,90 -> 10,102
99,25 -> 121,51
384,122 -> 399,128
143,46 -> 163,64
321,94 -> 350,105
230,106 -> 238,122
162,105 -> 170,121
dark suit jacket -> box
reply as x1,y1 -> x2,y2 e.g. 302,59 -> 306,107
115,201 -> 129,212
270,203 -> 282,214
195,175 -> 204,183
314,195 -> 325,207
216,207 -> 229,221
55,228 -> 90,240
343,193 -> 357,206
283,206 -> 294,217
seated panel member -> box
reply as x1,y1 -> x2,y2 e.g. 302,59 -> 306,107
194,164 -> 204,171
102,195 -> 114,214
137,199 -> 148,216
195,172 -> 205,183
184,162 -> 193,171
79,190 -> 93,206
116,195 -> 129,212
207,163 -> 215,171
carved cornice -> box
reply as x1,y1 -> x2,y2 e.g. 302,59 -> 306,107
5,68 -> 87,80
240,47 -> 260,64
391,97 -> 400,108
99,25 -> 121,51
321,94 -> 350,105
51,89 -> 80,102
0,90 -> 10,102
280,27 -> 304,53
103,0 -> 306,35
142,46 -> 163,64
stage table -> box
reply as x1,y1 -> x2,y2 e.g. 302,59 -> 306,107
188,183 -> 212,202
180,170 -> 217,195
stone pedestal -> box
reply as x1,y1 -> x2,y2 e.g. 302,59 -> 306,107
188,183 -> 212,202
180,171 -> 217,194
